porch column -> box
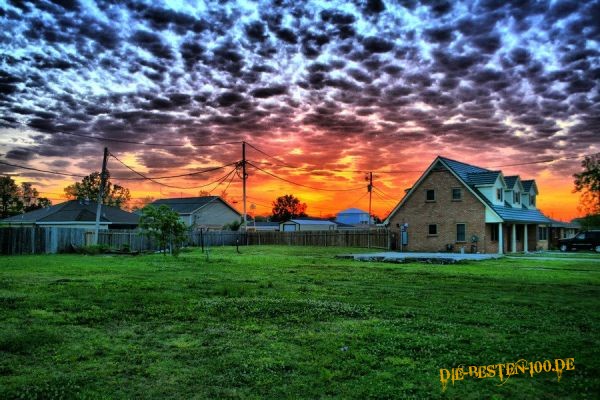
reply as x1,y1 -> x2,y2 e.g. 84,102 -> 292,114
498,223 -> 504,254
511,224 -> 517,253
523,224 -> 528,253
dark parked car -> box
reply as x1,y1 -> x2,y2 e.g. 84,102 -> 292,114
558,230 -> 600,252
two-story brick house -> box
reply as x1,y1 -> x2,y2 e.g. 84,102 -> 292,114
384,156 -> 549,254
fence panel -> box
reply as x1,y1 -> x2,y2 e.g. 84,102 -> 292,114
0,227 -> 391,255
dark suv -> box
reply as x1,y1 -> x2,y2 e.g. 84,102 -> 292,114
558,230 -> 600,252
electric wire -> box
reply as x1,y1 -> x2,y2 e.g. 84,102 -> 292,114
109,161 -> 238,180
109,152 -> 237,190
247,161 -> 366,192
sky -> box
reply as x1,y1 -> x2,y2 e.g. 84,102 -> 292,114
0,0 -> 598,221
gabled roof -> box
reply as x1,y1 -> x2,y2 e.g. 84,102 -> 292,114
466,171 -> 501,186
284,219 -> 337,225
504,175 -> 524,191
1,200 -> 139,224
337,207 -> 368,214
521,180 -> 538,194
150,196 -> 241,216
384,156 -> 549,225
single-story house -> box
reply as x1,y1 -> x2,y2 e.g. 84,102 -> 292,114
0,200 -> 139,229
335,208 -> 372,225
384,156 -> 550,254
280,219 -> 337,232
149,196 -> 241,230
245,221 -> 280,232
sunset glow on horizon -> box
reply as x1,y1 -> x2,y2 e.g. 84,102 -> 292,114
1,0 -> 598,222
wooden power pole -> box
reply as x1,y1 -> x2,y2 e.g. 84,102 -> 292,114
93,147 -> 109,245
242,141 -> 247,229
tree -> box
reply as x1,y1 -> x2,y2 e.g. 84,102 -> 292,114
0,176 -> 22,218
573,153 -> 600,216
20,182 -> 52,212
0,177 -> 51,218
139,205 -> 187,255
130,196 -> 155,212
64,171 -> 131,208
270,194 -> 308,222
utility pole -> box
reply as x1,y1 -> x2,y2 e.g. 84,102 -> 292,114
367,172 -> 373,248
242,141 -> 247,230
94,147 -> 109,245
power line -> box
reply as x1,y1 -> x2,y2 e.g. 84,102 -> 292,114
487,155 -> 583,168
0,160 -> 88,178
372,186 -> 399,203
110,161 -> 238,180
248,161 -> 366,192
109,151 -> 238,190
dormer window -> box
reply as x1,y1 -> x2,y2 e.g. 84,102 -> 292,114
496,188 -> 503,201
514,192 -> 520,204
531,195 -> 536,207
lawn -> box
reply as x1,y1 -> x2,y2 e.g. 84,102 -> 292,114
0,246 -> 598,399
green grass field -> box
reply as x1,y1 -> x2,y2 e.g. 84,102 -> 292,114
1,246 -> 598,399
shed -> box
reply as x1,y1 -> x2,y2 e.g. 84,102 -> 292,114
280,219 -> 337,232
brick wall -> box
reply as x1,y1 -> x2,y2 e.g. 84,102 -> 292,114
388,168 -> 488,253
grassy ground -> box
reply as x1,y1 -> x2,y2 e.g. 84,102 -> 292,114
0,246 -> 598,399
507,251 -> 600,258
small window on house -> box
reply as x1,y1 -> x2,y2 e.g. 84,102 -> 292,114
496,188 -> 503,201
452,188 -> 462,201
514,192 -> 521,204
428,224 -> 438,235
538,227 -> 548,241
491,225 -> 499,241
531,195 -> 536,206
456,223 -> 466,242
426,189 -> 435,201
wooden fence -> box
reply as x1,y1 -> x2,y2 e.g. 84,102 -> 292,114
0,227 -> 391,255
245,230 -> 390,248
0,227 -> 88,255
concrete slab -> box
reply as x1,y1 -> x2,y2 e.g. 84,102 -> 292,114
337,252 -> 503,264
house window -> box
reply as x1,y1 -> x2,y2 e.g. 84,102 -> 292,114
496,188 -> 503,201
426,189 -> 435,201
428,224 -> 438,236
456,223 -> 466,242
514,192 -> 520,204
531,195 -> 536,207
538,227 -> 548,241
491,224 -> 499,241
452,188 -> 462,201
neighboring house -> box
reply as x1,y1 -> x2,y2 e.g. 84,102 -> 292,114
280,219 -> 337,232
149,196 -> 241,230
245,221 -> 280,232
384,156 -> 550,254
336,208 -> 372,225
0,200 -> 139,229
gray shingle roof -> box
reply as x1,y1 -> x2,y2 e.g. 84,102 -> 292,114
150,196 -> 240,216
504,175 -> 519,189
438,157 -> 490,182
1,200 -> 139,224
491,205 -> 549,223
521,180 -> 537,193
466,171 -> 501,185
439,157 -> 549,224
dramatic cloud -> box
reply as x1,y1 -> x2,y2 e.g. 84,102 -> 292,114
0,0 -> 598,218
